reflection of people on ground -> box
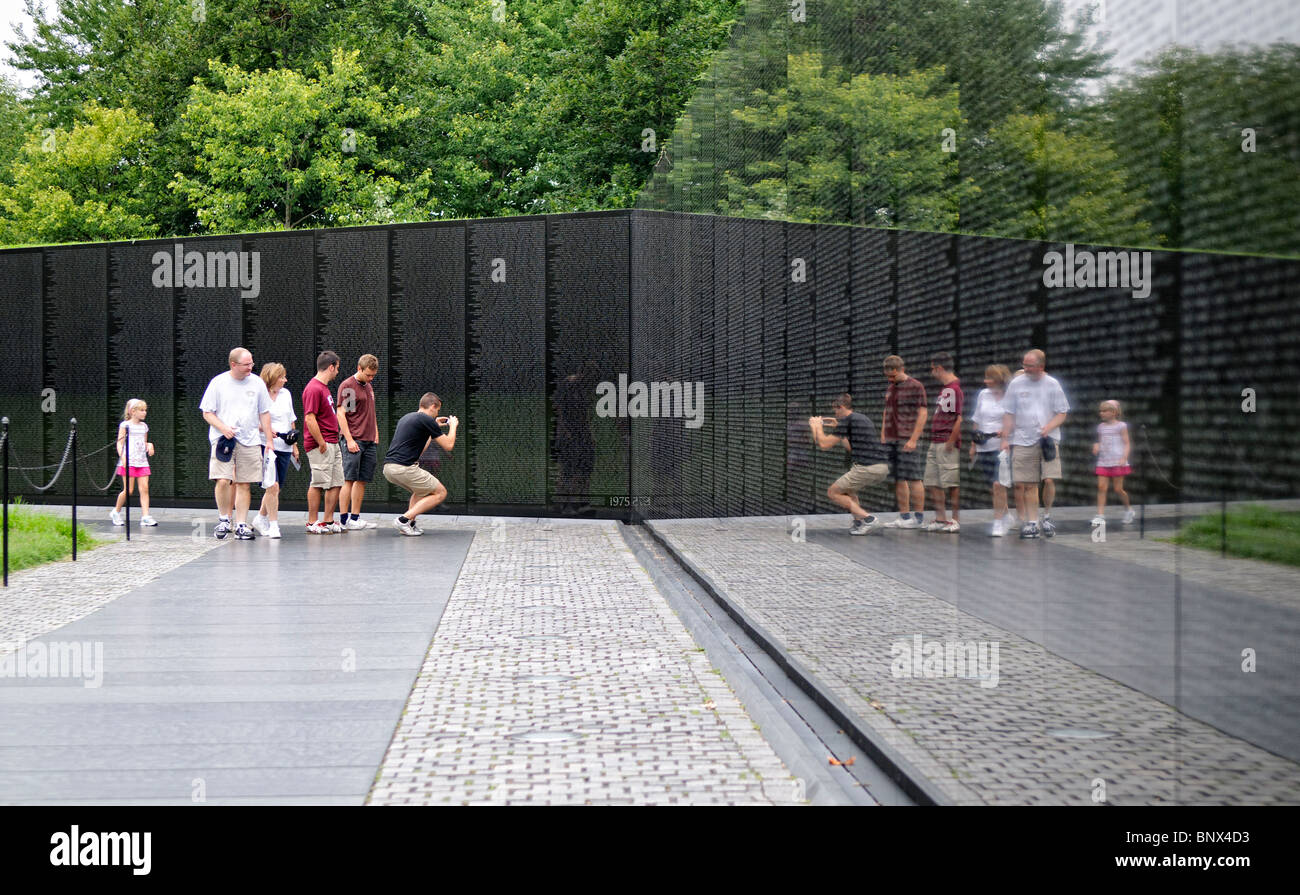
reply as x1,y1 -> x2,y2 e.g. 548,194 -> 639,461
923,353 -> 963,533
554,363 -> 598,515
809,393 -> 888,535
881,355 -> 928,529
1092,399 -> 1134,526
969,364 -> 1014,537
1000,349 -> 1070,539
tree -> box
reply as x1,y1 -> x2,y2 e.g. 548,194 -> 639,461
170,49 -> 433,232
1100,44 -> 1300,256
0,103 -> 156,245
975,112 -> 1151,244
724,54 -> 976,230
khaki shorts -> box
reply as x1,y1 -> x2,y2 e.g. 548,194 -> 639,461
1011,443 -> 1063,483
833,462 -> 888,493
209,440 -> 264,484
308,441 -> 346,490
923,442 -> 960,489
384,462 -> 441,498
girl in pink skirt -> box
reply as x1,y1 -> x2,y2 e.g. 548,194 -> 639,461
1091,400 -> 1133,526
110,398 -> 157,527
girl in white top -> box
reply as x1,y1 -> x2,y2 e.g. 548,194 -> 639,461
254,362 -> 299,539
111,399 -> 157,526
1092,400 -> 1134,525
969,364 -> 1015,536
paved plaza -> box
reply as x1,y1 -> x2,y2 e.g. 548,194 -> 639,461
0,508 -> 808,805
647,506 -> 1300,805
2,503 -> 1297,805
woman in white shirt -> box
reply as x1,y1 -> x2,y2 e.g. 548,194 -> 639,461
254,363 -> 299,539
969,364 -> 1014,536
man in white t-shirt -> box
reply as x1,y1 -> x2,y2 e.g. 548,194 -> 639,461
200,347 -> 277,541
1000,349 -> 1069,539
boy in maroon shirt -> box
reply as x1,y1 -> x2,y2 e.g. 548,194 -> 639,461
881,355 -> 928,528
337,353 -> 381,529
303,350 -> 344,533
923,352 -> 963,532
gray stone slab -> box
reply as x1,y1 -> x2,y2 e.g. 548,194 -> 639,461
0,766 -> 377,800
0,525 -> 473,801
0,718 -> 399,748
810,526 -> 1300,761
0,741 -> 383,772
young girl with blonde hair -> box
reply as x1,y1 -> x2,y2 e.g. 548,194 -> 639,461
110,398 -> 157,527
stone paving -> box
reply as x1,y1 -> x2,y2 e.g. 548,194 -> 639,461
1,506 -> 222,647
369,519 -> 801,806
646,514 -> 1300,805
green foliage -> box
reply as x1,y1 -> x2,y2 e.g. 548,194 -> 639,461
1102,45 -> 1300,256
726,56 -> 975,229
170,48 -> 433,232
0,103 -> 157,245
1164,505 -> 1300,568
976,113 -> 1152,244
3,499 -> 106,573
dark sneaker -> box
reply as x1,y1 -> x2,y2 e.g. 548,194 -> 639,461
214,519 -> 232,540
234,523 -> 255,540
1041,516 -> 1056,538
1020,521 -> 1040,539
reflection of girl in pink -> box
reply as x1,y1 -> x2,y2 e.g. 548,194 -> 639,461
111,398 -> 157,527
1092,400 -> 1133,526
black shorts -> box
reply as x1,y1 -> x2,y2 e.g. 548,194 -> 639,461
886,442 -> 925,482
342,440 -> 377,482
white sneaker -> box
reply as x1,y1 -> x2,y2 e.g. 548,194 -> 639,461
1123,509 -> 1136,524
942,520 -> 960,533
924,521 -> 947,532
394,516 -> 423,536
110,509 -> 124,526
345,517 -> 367,530
266,522 -> 281,539
252,514 -> 270,535
1005,510 -> 1018,527
1091,514 -> 1105,527
306,522 -> 328,535
897,516 -> 921,529
991,519 -> 1005,538
327,520 -> 343,534
140,515 -> 158,527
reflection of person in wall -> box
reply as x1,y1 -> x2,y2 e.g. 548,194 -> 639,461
786,400 -> 813,484
554,363 -> 597,515
809,393 -> 888,535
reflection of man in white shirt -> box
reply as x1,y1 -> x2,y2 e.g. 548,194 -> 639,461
1000,349 -> 1069,536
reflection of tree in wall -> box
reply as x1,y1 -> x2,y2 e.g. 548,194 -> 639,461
646,0 -> 1300,256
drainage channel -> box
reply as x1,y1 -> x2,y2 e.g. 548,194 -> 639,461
619,523 -> 912,807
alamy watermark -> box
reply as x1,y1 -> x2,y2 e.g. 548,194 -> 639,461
890,635 -> 999,688
595,374 -> 705,429
152,243 -> 261,298
1042,243 -> 1151,299
0,639 -> 104,688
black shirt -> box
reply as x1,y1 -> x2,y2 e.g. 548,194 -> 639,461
386,411 -> 444,466
837,412 -> 884,466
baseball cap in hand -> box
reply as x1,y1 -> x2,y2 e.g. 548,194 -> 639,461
216,434 -> 236,462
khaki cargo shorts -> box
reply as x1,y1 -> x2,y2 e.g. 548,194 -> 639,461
209,440 -> 264,484
383,462 -> 441,498
923,442 -> 961,489
1011,443 -> 1063,483
308,441 -> 346,490
833,462 -> 888,493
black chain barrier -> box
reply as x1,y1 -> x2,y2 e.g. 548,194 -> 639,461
2,418 -> 125,587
